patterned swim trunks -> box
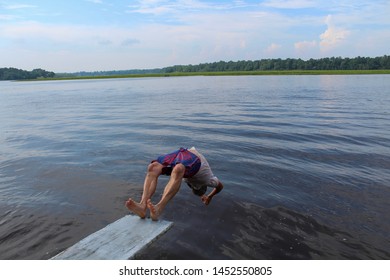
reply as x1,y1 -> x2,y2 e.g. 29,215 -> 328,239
153,147 -> 201,178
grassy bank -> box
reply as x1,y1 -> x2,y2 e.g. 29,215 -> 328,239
24,69 -> 390,81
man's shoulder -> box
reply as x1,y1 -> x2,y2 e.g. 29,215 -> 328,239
188,146 -> 198,154
209,176 -> 219,187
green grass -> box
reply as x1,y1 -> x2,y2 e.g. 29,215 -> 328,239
167,69 -> 390,76
23,69 -> 390,81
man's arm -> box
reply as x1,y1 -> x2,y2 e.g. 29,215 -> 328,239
201,181 -> 224,205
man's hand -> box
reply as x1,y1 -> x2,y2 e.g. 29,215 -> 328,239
201,195 -> 212,205
201,182 -> 223,205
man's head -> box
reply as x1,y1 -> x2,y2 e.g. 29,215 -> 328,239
187,183 -> 207,196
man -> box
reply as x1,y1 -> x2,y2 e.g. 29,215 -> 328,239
125,147 -> 223,221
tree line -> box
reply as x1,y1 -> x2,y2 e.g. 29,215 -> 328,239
162,55 -> 390,73
0,67 -> 55,80
2,55 -> 389,79
73,55 -> 390,77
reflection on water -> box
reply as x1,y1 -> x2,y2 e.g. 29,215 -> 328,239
135,199 -> 390,260
0,166 -> 132,259
0,76 -> 389,259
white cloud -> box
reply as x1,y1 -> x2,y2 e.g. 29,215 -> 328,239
0,21 -> 139,47
131,6 -> 171,16
4,4 -> 37,10
319,15 -> 350,52
98,39 -> 112,46
0,14 -> 17,20
1,21 -> 88,43
295,40 -> 317,50
121,38 -> 141,46
85,0 -> 103,4
0,7 -> 310,71
294,40 -> 318,58
262,0 -> 317,9
265,43 -> 282,55
1,1 -> 388,71
127,0 -> 197,15
127,0 -> 256,17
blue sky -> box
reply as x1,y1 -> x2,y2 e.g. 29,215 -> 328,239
1,0 -> 389,72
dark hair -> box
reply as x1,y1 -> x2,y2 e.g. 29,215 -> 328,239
191,185 -> 207,196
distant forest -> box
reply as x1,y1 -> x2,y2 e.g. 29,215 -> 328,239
0,68 -> 55,80
68,55 -> 390,77
163,55 -> 390,73
1,55 -> 389,80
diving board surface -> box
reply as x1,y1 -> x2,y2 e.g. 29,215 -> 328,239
51,215 -> 173,260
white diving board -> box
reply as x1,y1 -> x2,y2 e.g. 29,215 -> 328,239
51,215 -> 173,260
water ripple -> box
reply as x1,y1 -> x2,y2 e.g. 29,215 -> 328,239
0,76 -> 389,259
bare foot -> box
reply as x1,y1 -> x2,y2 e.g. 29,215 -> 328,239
125,198 -> 146,219
147,199 -> 160,221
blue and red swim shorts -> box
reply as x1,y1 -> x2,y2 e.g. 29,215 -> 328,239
152,147 -> 201,178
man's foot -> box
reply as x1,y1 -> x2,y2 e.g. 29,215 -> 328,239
147,199 -> 160,221
125,199 -> 146,219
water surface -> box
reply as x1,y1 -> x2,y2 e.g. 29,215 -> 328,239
0,75 -> 389,259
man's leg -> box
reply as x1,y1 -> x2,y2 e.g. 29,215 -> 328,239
148,163 -> 185,221
125,162 -> 163,218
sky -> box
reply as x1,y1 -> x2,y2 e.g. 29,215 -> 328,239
0,0 -> 389,72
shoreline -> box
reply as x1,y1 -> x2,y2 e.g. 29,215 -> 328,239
19,69 -> 390,82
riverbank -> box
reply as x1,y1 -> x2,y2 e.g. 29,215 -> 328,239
21,69 -> 390,81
